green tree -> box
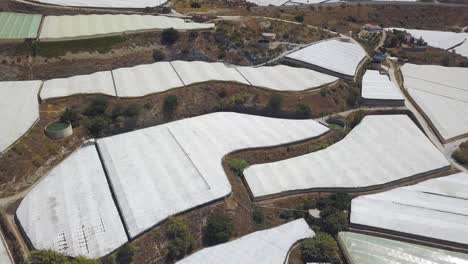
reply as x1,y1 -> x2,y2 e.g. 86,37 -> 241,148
161,28 -> 180,45
301,233 -> 341,263
166,217 -> 195,260
320,209 -> 349,236
294,15 -> 304,23
295,104 -> 312,118
60,108 -> 80,127
204,214 -> 234,246
30,250 -> 68,264
84,97 -> 108,116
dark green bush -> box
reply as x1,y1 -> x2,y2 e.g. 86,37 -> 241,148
166,217 -> 195,260
252,207 -> 265,225
204,214 -> 234,246
164,95 -> 178,112
83,115 -> 110,137
30,250 -> 68,264
190,1 -> 201,8
301,233 -> 341,263
320,209 -> 348,236
153,49 -> 166,61
295,104 -> 312,118
84,97 -> 108,116
268,94 -> 283,113
60,108 -> 80,127
124,103 -> 142,117
161,28 -> 180,45
294,15 -> 304,23
116,244 -> 134,264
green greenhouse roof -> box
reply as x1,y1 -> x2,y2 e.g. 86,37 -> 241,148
0,12 -> 42,40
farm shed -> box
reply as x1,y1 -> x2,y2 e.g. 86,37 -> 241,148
177,219 -> 313,264
39,15 -> 214,41
284,38 -> 368,79
0,81 -> 42,153
361,70 -> 404,106
96,112 -> 328,238
236,65 -> 338,91
112,61 -> 183,97
244,115 -> 450,199
171,61 -> 249,86
16,144 -> 128,258
40,71 -> 116,100
401,63 -> 468,143
350,172 -> 468,247
24,0 -> 167,8
0,12 -> 42,42
339,232 -> 468,264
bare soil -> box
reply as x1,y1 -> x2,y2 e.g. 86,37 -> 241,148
388,47 -> 468,67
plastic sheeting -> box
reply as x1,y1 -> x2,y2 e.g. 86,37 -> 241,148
402,63 -> 468,141
16,144 -> 128,258
361,70 -> 404,101
0,12 -> 42,40
97,112 -> 328,238
351,172 -> 468,246
178,219 -> 314,264
171,61 -> 249,86
339,232 -> 468,264
286,38 -> 367,77
26,0 -> 166,8
244,115 -> 450,198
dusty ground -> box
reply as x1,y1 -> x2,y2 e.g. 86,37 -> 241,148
388,47 -> 468,66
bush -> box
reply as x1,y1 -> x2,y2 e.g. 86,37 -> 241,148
452,141 -> 468,165
161,28 -> 179,45
60,108 -> 80,127
204,214 -> 234,246
72,257 -> 101,264
301,233 -> 341,263
164,95 -> 178,112
190,1 -> 201,8
116,244 -> 134,264
124,103 -> 142,117
268,94 -> 283,113
252,207 -> 265,225
166,217 -> 195,260
294,15 -> 304,23
153,49 -> 166,61
31,250 -> 68,264
317,193 -> 351,211
84,97 -> 108,116
320,209 -> 348,236
227,158 -> 249,176
295,104 -> 311,118
83,116 -> 110,137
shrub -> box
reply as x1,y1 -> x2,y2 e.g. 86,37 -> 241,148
204,214 -> 234,246
116,244 -> 134,264
161,28 -> 180,45
294,15 -> 304,23
252,207 -> 265,225
84,97 -> 108,116
227,158 -> 249,176
190,1 -> 201,8
301,233 -> 341,263
164,95 -> 178,112
320,209 -> 348,236
72,256 -> 101,264
295,104 -> 311,118
166,217 -> 195,260
452,141 -> 468,165
153,49 -> 166,61
31,250 -> 68,264
60,108 -> 80,127
268,94 -> 283,113
83,116 -> 110,137
317,193 -> 351,211
125,104 -> 142,117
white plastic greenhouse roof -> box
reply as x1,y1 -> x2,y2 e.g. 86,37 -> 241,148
350,172 -> 468,246
39,15 -> 214,41
28,0 -> 167,8
401,63 -> 468,142
388,28 -> 467,50
97,112 -> 328,238
112,62 -> 183,97
0,236 -> 11,264
244,115 -> 450,198
40,71 -> 116,99
361,70 -> 404,101
171,61 -> 249,86
245,0 -> 290,6
0,81 -> 41,153
177,219 -> 314,264
237,65 -> 338,91
339,232 -> 468,264
285,38 -> 367,77
16,144 -> 128,258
